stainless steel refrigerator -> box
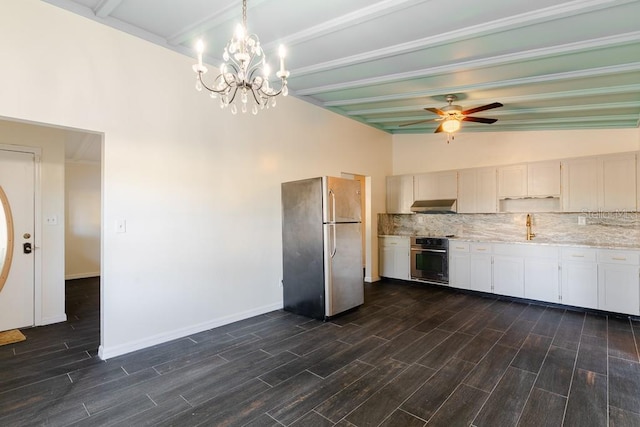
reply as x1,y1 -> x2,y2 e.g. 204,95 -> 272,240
281,176 -> 364,320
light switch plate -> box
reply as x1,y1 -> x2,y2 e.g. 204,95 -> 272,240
45,215 -> 58,225
116,219 -> 126,233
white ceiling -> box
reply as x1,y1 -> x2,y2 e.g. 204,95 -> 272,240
43,0 -> 640,136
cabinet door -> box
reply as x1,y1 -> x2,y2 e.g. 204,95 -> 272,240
449,252 -> 470,289
459,168 -> 497,213
394,244 -> 410,280
598,263 -> 640,315
435,171 -> 458,199
470,254 -> 493,293
449,242 -> 470,289
524,258 -> 559,303
528,161 -> 560,197
379,245 -> 396,278
601,154 -> 636,212
498,165 -> 527,198
386,175 -> 413,214
562,157 -> 599,212
476,167 -> 498,213
414,171 -> 457,200
493,255 -> 524,298
561,261 -> 598,309
457,169 -> 477,213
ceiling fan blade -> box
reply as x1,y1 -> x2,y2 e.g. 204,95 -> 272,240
434,123 -> 444,133
425,107 -> 445,116
463,116 -> 498,124
461,102 -> 503,115
399,118 -> 437,127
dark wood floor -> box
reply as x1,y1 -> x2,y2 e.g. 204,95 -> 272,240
1,277 -> 640,426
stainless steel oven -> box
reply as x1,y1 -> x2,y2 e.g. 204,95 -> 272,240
410,236 -> 449,284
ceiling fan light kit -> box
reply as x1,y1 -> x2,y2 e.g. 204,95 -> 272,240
192,0 -> 290,115
400,94 -> 503,142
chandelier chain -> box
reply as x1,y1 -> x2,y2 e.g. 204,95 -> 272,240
242,0 -> 247,29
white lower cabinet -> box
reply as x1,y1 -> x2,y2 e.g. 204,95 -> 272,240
524,246 -> 560,303
445,238 -> 639,316
470,243 -> 493,293
561,248 -> 598,309
597,249 -> 640,315
449,241 -> 493,292
493,244 -> 525,298
449,242 -> 470,289
379,236 -> 410,280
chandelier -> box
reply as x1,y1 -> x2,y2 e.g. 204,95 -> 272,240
192,0 -> 290,115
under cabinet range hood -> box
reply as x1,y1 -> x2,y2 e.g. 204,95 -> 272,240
410,199 -> 457,214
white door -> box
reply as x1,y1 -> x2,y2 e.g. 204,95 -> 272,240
0,149 -> 35,331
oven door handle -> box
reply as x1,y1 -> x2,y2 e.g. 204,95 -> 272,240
410,248 -> 447,254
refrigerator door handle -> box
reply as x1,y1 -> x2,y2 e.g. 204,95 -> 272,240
329,189 -> 336,223
330,224 -> 337,258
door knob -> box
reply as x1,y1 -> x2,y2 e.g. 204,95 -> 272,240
23,242 -> 32,254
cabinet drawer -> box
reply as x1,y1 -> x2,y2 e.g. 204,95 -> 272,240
598,249 -> 640,265
561,247 -> 597,262
379,236 -> 410,248
450,241 -> 470,252
470,243 -> 491,253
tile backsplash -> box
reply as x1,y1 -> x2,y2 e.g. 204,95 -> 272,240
378,212 -> 640,248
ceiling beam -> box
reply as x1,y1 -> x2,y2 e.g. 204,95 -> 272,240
322,62 -> 640,109
94,0 -> 122,18
291,0 -> 638,79
260,0 -> 425,52
167,0 -> 271,46
367,101 -> 640,124
296,32 -> 640,98
344,83 -> 640,116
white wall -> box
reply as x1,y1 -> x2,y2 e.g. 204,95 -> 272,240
65,162 -> 101,279
0,1 -> 392,358
392,129 -> 640,174
0,120 -> 66,325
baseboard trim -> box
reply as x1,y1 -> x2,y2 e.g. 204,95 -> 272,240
65,272 -> 101,280
98,301 -> 284,360
365,275 -> 381,283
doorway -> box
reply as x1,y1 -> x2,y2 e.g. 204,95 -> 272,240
0,118 -> 102,336
341,173 -> 370,281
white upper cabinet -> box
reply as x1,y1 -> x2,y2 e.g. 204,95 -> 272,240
385,175 -> 414,214
414,171 -> 457,200
562,153 -> 637,212
458,167 -> 497,213
528,161 -> 561,197
601,154 -> 636,212
497,161 -> 560,199
497,164 -> 528,198
561,157 -> 599,212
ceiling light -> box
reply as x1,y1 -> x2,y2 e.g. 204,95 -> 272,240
192,0 -> 290,115
441,118 -> 461,133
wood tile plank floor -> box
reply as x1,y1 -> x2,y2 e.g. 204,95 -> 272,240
1,277 -> 640,426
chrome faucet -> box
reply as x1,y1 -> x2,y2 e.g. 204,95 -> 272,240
526,213 -> 535,240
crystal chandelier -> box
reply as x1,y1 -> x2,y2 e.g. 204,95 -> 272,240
192,0 -> 290,115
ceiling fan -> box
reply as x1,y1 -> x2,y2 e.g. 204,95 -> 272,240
400,95 -> 503,136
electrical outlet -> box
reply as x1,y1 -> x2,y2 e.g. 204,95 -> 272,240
578,216 -> 586,226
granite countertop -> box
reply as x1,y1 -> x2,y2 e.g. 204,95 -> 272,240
447,236 -> 640,251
